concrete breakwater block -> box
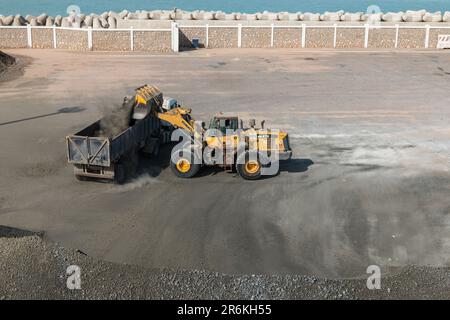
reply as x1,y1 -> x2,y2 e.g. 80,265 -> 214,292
92,18 -> 101,29
214,12 -> 227,20
256,12 -> 278,20
61,17 -> 70,28
151,10 -> 164,19
444,12 -> 450,22
382,12 -> 404,22
37,13 -> 48,25
362,13 -> 382,22
320,11 -> 344,21
99,17 -> 109,28
149,10 -> 172,20
45,16 -> 54,26
170,11 -> 184,20
277,12 -> 288,21
24,14 -> 58,26
341,12 -> 363,22
238,14 -> 258,21
107,16 -> 117,29
213,11 -> 237,20
301,13 -> 321,21
277,12 -> 298,21
1,15 -> 14,26
181,12 -> 193,20
190,11 -> 215,20
5,9 -> 450,29
423,12 -> 443,22
109,11 -> 120,19
126,12 -> 139,20
138,11 -> 149,20
83,15 -> 93,28
160,13 -> 172,20
119,10 -> 129,19
72,19 -> 81,29
55,15 -> 62,26
288,13 -> 302,21
402,10 -> 426,22
12,15 -> 27,26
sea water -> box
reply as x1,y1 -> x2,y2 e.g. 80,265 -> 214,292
0,0 -> 449,16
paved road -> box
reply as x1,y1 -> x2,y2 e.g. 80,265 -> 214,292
0,49 -> 449,278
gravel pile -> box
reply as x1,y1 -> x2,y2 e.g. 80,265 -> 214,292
1,225 -> 450,300
0,51 -> 15,74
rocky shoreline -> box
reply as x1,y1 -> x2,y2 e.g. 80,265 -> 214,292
0,9 -> 450,29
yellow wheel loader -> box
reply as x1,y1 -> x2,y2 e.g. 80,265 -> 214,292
133,85 -> 292,180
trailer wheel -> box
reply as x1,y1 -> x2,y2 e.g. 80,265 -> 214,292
236,151 -> 262,180
114,164 -> 126,184
170,150 -> 200,178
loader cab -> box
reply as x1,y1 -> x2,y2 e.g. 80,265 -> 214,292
209,116 -> 239,135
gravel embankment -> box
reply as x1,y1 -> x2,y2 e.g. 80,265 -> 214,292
0,51 -> 15,74
1,225 -> 450,300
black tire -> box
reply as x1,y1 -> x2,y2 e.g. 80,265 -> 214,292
114,163 -> 126,184
170,149 -> 200,178
153,143 -> 160,157
236,151 -> 262,180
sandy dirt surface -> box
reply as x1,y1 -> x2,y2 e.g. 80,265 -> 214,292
0,48 -> 449,297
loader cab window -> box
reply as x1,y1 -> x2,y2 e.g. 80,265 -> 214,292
209,117 -> 239,135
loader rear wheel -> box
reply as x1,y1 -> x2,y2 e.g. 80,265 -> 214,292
236,151 -> 262,180
170,150 -> 200,178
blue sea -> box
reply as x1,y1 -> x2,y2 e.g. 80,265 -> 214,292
0,0 -> 449,16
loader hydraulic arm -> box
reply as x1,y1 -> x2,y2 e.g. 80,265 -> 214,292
156,107 -> 196,133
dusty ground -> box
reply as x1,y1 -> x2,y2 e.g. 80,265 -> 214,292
0,48 -> 449,298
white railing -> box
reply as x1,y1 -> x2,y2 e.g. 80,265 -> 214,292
437,34 -> 450,48
178,23 -> 450,49
0,23 -> 178,51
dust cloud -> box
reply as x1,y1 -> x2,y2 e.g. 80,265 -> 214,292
113,174 -> 162,192
97,98 -> 134,138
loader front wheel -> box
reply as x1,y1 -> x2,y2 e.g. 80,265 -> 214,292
236,151 -> 262,180
170,150 -> 200,178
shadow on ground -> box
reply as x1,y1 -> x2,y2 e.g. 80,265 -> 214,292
138,143 -> 174,177
139,149 -> 314,179
194,158 -> 315,178
279,158 -> 314,173
0,106 -> 85,126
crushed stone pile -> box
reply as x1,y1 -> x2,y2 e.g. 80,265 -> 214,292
1,225 -> 450,299
0,51 -> 15,74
